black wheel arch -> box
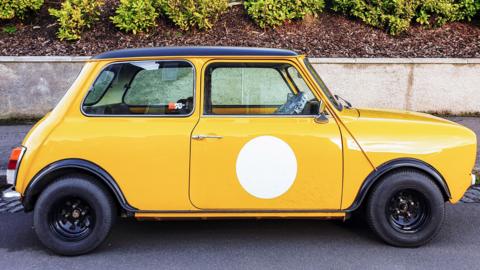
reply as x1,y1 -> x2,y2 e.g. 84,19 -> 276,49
23,159 -> 137,214
345,158 -> 451,212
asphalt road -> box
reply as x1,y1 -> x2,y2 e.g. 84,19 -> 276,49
0,117 -> 479,269
0,204 -> 479,269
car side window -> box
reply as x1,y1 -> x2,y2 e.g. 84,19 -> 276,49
205,63 -> 320,115
83,70 -> 115,105
82,61 -> 194,115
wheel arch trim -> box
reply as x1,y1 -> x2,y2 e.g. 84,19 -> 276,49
23,159 -> 137,213
345,158 -> 451,212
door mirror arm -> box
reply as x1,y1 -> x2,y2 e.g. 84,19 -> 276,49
314,101 -> 329,124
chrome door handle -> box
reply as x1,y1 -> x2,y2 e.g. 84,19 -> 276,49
192,134 -> 223,140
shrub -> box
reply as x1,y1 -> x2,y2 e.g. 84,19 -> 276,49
450,0 -> 480,21
111,0 -> 159,34
244,0 -> 325,29
157,0 -> 228,31
49,0 -> 104,41
415,0 -> 480,26
0,0 -> 44,20
332,0 -> 480,35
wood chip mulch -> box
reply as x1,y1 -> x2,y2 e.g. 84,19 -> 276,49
1,2 -> 480,57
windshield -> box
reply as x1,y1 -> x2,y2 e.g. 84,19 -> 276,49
303,58 -> 342,110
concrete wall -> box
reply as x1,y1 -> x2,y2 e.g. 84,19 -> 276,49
311,58 -> 480,114
0,57 -> 479,119
0,57 -> 88,119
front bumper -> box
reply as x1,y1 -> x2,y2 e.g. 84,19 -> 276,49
0,185 -> 24,213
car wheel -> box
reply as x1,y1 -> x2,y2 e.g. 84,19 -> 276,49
33,174 -> 116,256
366,169 -> 445,247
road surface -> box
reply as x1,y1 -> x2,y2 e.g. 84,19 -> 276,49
0,117 -> 479,269
0,204 -> 479,269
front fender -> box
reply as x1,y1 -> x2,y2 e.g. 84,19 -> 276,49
345,158 -> 450,212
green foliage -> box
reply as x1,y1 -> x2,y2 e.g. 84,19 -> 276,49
454,0 -> 480,20
111,0 -> 159,34
244,0 -> 325,29
0,0 -> 43,20
2,25 -> 17,34
332,0 -> 480,35
157,0 -> 228,31
49,0 -> 104,41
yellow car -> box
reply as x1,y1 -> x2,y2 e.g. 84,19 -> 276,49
1,47 -> 477,255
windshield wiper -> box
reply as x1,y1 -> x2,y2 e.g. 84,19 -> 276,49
334,95 -> 352,109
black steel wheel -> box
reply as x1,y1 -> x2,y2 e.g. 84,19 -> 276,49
49,197 -> 95,241
34,174 -> 116,256
366,169 -> 445,247
387,189 -> 430,233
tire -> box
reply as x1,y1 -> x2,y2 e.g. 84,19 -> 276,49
33,174 -> 116,256
366,169 -> 445,247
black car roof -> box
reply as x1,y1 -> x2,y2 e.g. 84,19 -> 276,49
92,47 -> 298,59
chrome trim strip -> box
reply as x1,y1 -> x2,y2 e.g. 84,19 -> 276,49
192,135 -> 223,140
201,114 -> 332,119
134,209 -> 344,214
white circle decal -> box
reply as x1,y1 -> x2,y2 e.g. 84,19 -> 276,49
236,136 -> 297,199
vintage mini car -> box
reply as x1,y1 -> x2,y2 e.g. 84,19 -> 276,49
0,47 -> 477,255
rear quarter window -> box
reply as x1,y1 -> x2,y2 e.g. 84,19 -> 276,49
82,61 -> 195,116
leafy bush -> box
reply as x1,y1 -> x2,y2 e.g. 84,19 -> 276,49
157,0 -> 228,31
111,0 -> 158,34
49,0 -> 104,41
0,0 -> 44,20
332,0 -> 480,35
448,0 -> 480,21
244,0 -> 325,29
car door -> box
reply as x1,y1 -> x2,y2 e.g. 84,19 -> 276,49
189,60 -> 343,210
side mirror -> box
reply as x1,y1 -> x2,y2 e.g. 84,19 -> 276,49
319,100 -> 326,114
314,101 -> 329,124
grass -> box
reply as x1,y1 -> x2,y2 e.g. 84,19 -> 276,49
426,111 -> 480,117
0,117 -> 41,125
2,25 -> 16,34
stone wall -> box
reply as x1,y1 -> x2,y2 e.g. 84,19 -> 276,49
0,57 -> 479,119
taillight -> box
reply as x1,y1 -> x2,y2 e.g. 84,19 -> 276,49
6,146 -> 26,185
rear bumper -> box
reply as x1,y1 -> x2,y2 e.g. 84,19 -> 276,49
0,185 -> 24,213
